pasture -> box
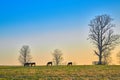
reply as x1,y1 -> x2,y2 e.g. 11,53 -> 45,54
0,65 -> 120,80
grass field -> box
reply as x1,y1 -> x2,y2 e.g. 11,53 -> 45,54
0,65 -> 120,80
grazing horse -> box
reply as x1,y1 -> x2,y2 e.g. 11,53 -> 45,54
67,62 -> 72,66
30,62 -> 36,66
24,62 -> 36,67
47,62 -> 52,66
24,63 -> 30,67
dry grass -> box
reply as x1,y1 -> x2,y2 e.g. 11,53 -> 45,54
0,65 -> 120,80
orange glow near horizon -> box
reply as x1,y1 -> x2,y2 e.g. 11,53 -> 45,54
0,40 -> 119,65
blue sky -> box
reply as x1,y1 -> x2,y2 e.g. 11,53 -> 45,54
0,0 -> 120,37
0,0 -> 120,65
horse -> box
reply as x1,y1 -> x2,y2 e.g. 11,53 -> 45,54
24,63 -> 28,66
24,62 -> 36,67
47,62 -> 52,66
30,62 -> 36,66
67,62 -> 72,66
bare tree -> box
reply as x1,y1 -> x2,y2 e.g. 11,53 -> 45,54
88,14 -> 120,65
116,51 -> 120,64
52,49 -> 63,66
102,50 -> 112,65
18,45 -> 32,65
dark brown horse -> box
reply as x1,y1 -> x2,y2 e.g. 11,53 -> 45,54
24,62 -> 36,67
67,62 -> 72,66
47,62 -> 52,66
30,62 -> 36,66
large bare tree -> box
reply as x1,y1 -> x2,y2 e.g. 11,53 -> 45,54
88,14 -> 120,65
18,45 -> 32,65
52,49 -> 63,66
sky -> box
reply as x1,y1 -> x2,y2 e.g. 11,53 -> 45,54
0,0 -> 120,65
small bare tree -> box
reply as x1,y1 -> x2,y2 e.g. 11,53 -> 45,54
116,51 -> 120,64
52,49 -> 63,66
88,14 -> 120,65
18,45 -> 32,65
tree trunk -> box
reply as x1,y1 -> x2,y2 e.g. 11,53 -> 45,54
98,55 -> 102,65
